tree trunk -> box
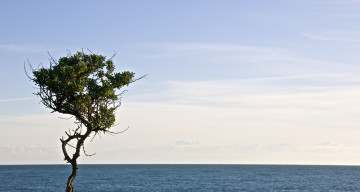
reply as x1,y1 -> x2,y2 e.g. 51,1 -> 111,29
62,127 -> 92,192
66,161 -> 78,192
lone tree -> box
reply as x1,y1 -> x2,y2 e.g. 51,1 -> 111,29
27,51 -> 143,192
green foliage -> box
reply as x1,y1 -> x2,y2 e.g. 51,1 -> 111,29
31,51 -> 135,131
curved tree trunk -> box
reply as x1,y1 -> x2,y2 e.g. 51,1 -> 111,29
61,126 -> 92,192
66,161 -> 78,192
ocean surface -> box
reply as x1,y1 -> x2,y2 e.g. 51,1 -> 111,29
1,164 -> 360,191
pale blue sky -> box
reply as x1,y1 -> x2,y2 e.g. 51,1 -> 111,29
2,0 -> 360,164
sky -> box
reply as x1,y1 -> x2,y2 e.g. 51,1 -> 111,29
1,0 -> 360,165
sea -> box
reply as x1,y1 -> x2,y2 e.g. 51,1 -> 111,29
1,164 -> 360,192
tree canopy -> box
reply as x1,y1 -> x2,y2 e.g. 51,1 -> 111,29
32,51 -> 135,131
28,51 -> 143,192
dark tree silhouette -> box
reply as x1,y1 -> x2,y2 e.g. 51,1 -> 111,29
27,51 -> 144,192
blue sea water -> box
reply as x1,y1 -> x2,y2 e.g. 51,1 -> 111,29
1,164 -> 360,192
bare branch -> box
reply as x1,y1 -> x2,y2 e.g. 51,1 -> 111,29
58,116 -> 73,120
116,90 -> 128,97
82,144 -> 96,157
66,49 -> 72,57
66,142 -> 76,149
47,52 -> 57,65
86,48 -> 94,54
105,126 -> 130,135
90,132 -> 98,142
110,51 -> 117,60
24,60 -> 34,81
131,74 -> 148,83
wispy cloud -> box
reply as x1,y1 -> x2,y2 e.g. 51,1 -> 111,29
3,105 -> 360,164
316,0 -> 360,4
0,144 -> 61,164
87,139 -> 360,164
152,43 -> 290,53
172,140 -> 214,150
0,97 -> 33,102
145,72 -> 360,108
0,144 -> 58,156
0,43 -> 49,53
130,42 -> 359,77
303,33 -> 360,42
133,42 -> 298,63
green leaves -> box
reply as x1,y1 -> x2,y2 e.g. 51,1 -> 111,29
32,51 -> 136,130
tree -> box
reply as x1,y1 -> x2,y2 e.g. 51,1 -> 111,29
27,51 -> 144,192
